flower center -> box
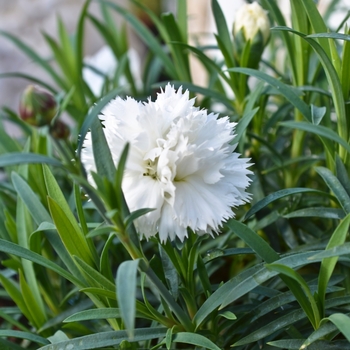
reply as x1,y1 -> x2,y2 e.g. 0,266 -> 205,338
143,158 -> 159,179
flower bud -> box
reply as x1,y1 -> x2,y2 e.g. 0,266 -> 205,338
233,2 -> 270,68
49,120 -> 70,140
131,0 -> 162,35
19,85 -> 57,127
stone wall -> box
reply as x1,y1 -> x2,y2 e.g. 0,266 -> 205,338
0,0 -> 124,118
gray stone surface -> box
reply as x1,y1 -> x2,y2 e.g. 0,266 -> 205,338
0,0 -> 123,117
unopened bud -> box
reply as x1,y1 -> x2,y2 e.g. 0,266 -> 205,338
233,2 -> 270,68
49,120 -> 70,140
131,0 -> 162,34
19,85 -> 57,127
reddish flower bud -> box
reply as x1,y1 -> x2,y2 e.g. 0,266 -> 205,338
49,120 -> 70,140
19,85 -> 57,127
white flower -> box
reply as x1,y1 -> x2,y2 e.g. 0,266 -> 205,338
82,84 -> 252,242
233,2 -> 270,45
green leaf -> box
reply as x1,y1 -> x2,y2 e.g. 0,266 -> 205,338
77,86 -> 124,155
37,327 -> 167,350
47,196 -> 94,267
159,246 -> 179,299
336,156 -> 350,197
318,213 -> 350,315
11,172 -> 52,225
114,142 -> 129,208
86,225 -> 116,238
211,0 -> 233,64
43,165 -> 96,261
194,251 -> 320,328
315,166 -> 350,213
0,30 -> 67,88
275,27 -> 347,156
244,188 -> 325,221
311,105 -> 326,125
172,332 -> 221,350
16,197 -> 47,325
235,108 -> 259,143
266,264 -> 319,329
308,32 -> 350,41
0,153 -> 62,168
268,339 -> 349,350
0,274 -> 31,324
0,308 -> 29,332
232,309 -> 306,347
228,67 -> 312,122
0,239 -> 82,286
91,117 -> 116,182
172,43 -> 231,86
47,330 -> 70,344
300,0 -> 334,59
19,270 -> 47,329
100,1 -> 176,79
75,1 -> 91,78
309,242 -> 350,260
74,183 -> 89,237
176,0 -> 187,43
116,259 -> 140,339
281,121 -> 350,155
217,311 -> 237,320
99,233 -> 115,282
161,14 -> 191,81
113,143 -> 142,250
74,256 -> 115,292
260,0 -> 297,83
79,287 -> 115,300
193,263 -> 272,327
226,219 -> 279,263
139,260 -> 194,331
283,207 -> 345,220
0,330 -> 49,346
327,313 -> 350,342
0,72 -> 56,93
124,208 -> 155,229
63,308 -> 121,323
301,314 -> 350,348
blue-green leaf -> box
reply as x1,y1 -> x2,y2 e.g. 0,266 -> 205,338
116,259 -> 140,339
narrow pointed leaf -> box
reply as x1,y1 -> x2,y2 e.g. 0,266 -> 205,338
315,167 -> 350,213
47,197 -> 94,267
318,213 -> 350,313
0,239 -> 81,286
37,327 -> 168,350
11,172 -> 52,225
172,332 -> 221,350
77,86 -> 124,155
0,153 -> 62,168
228,67 -> 311,121
244,188 -> 324,221
90,117 -> 116,181
280,121 -> 350,154
327,313 -> 350,342
116,259 -> 140,339
0,330 -> 49,345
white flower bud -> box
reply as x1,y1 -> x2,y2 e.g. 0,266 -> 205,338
233,2 -> 270,46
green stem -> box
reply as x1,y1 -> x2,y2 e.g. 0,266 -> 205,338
139,260 -> 194,332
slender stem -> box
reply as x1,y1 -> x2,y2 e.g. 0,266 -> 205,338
139,260 -> 194,332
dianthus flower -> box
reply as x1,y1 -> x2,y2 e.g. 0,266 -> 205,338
82,84 -> 252,242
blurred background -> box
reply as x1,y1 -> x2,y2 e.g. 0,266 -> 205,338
0,0 -> 347,133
